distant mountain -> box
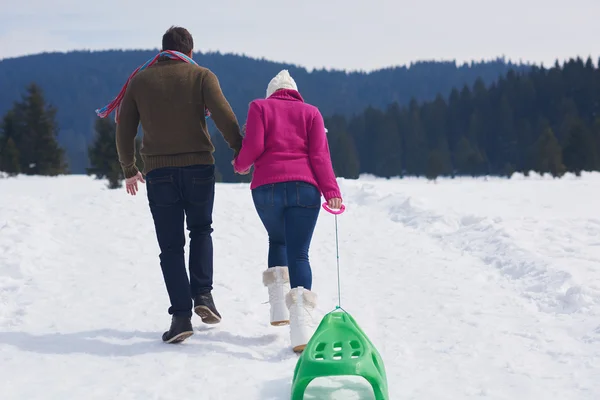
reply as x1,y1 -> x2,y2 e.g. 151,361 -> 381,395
0,50 -> 530,173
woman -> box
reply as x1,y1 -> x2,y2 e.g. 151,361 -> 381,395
233,69 -> 343,353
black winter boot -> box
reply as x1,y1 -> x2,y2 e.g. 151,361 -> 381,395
194,292 -> 221,324
162,315 -> 194,343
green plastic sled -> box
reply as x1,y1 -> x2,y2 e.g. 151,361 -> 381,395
290,309 -> 389,400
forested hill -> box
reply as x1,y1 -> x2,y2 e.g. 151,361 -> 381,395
324,57 -> 600,180
0,50 -> 528,173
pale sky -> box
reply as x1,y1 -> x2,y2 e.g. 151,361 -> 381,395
1,0 -> 599,71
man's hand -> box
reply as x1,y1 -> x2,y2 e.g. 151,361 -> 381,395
126,172 -> 145,196
327,198 -> 343,210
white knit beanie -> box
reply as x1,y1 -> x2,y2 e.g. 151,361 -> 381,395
266,69 -> 298,98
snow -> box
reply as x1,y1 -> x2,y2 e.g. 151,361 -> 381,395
1,172 -> 599,399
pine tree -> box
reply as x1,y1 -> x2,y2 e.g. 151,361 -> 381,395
0,138 -> 21,176
534,127 -> 565,177
106,161 -> 123,189
87,117 -> 115,179
0,111 -> 21,176
562,117 -> 598,175
454,136 -> 484,176
11,83 -> 68,175
426,96 -> 453,176
466,110 -> 489,174
351,107 -> 380,174
426,149 -> 445,182
404,99 -> 428,176
325,115 -> 360,179
87,117 -> 123,188
374,104 -> 402,178
593,118 -> 600,167
87,118 -> 144,188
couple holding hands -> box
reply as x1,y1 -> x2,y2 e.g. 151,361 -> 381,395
105,26 -> 343,353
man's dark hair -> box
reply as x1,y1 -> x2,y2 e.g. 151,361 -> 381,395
162,26 -> 194,54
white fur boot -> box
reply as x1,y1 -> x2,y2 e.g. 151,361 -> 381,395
286,287 -> 317,353
262,267 -> 291,326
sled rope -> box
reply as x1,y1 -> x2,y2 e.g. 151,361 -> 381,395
334,213 -> 343,311
322,202 -> 346,313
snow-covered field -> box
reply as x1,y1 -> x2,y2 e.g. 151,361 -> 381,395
0,172 -> 599,399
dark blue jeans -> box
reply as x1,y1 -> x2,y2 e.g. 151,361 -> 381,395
146,164 -> 215,317
252,181 -> 321,290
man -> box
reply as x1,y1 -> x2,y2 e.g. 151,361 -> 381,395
114,26 -> 243,343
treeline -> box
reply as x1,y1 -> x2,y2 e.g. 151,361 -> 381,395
2,57 -> 599,187
0,50 -> 527,173
324,57 -> 600,180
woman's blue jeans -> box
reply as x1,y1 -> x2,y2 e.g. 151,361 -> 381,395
251,181 -> 321,289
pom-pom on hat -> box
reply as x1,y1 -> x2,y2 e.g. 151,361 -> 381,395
266,69 -> 298,98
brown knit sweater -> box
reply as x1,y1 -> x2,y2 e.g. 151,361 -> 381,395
115,58 -> 243,178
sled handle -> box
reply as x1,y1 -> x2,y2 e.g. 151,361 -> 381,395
322,202 -> 346,215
